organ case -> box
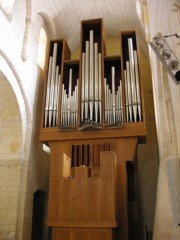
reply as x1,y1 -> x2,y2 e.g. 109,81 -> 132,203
41,19 -> 145,135
40,18 -> 146,240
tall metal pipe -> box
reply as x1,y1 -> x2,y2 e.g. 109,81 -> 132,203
44,56 -> 52,127
85,41 -> 89,119
128,38 -> 137,122
134,50 -> 142,121
81,52 -> 85,121
98,53 -> 102,123
49,43 -> 58,127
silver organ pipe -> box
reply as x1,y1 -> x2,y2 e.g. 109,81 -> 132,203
128,38 -> 137,122
111,66 -> 116,123
52,66 -> 60,127
85,41 -> 89,120
109,87 -> 112,124
89,30 -> 94,120
44,36 -> 141,129
61,85 -> 66,127
44,43 -> 61,128
81,30 -> 102,124
44,56 -> 52,127
75,79 -> 79,126
104,78 -> 107,124
48,43 -> 58,127
124,38 -> 142,122
124,69 -> 129,122
67,68 -> 72,126
98,53 -> 102,123
134,50 -> 142,121
81,53 -> 85,121
61,69 -> 79,128
126,61 -> 133,122
104,67 -> 123,125
119,80 -> 123,122
94,42 -> 98,123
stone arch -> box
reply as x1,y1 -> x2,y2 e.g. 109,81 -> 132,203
0,53 -> 32,239
0,71 -> 22,162
0,52 -> 31,159
37,11 -> 57,38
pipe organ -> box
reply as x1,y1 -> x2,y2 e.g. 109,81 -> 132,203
40,19 -> 146,240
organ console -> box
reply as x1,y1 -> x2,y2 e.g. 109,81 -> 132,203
40,18 -> 146,240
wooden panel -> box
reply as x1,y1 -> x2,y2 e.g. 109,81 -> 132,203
75,166 -> 89,178
53,228 -> 71,240
51,153 -> 71,178
90,167 -> 100,178
60,178 -> 75,222
101,179 -> 115,220
100,151 -> 116,178
73,230 -> 91,240
75,175 -> 88,220
88,178 -> 100,220
51,154 -> 62,178
92,229 -> 112,240
48,180 -> 60,221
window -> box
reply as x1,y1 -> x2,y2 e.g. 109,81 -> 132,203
37,28 -> 47,69
0,0 -> 16,16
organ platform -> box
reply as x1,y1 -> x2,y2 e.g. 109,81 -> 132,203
40,18 -> 146,240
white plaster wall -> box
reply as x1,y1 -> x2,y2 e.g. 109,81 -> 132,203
0,1 -> 50,239
147,0 -> 180,238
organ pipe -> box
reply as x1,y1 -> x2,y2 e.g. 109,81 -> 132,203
98,53 -> 102,123
85,41 -> 89,120
124,38 -> 142,122
111,66 -> 116,123
44,56 -> 52,127
44,35 -> 142,129
104,67 -> 123,125
94,43 -> 99,123
80,30 -> 102,125
134,50 -> 142,121
81,53 -> 85,121
61,69 -> 79,128
126,61 -> 133,122
128,38 -> 137,122
44,43 -> 61,128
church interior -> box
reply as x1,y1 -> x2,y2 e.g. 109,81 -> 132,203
0,0 -> 180,240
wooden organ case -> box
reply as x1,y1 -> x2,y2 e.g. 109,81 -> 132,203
40,18 -> 146,240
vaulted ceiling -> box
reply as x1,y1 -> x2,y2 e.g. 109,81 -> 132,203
33,0 -> 146,52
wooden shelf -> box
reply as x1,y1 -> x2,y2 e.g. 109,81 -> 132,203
40,122 -> 146,143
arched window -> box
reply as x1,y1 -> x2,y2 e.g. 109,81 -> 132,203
37,28 -> 47,69
0,0 -> 16,17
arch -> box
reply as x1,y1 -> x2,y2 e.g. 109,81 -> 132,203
37,12 -> 57,38
0,71 -> 22,161
0,67 -> 24,239
0,51 -> 31,160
